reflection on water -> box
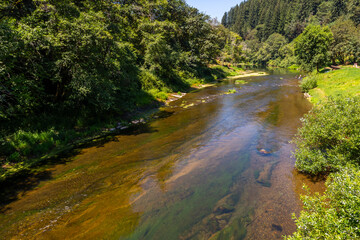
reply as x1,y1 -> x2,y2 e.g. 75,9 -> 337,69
0,70 -> 324,239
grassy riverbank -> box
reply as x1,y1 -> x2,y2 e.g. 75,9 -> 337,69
0,65 -> 244,182
288,66 -> 360,239
307,66 -> 360,103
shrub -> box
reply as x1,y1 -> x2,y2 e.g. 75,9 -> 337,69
139,69 -> 165,91
300,75 -> 318,93
147,89 -> 168,101
288,166 -> 360,239
293,96 -> 360,175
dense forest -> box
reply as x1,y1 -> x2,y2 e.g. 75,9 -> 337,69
0,0 -> 243,174
222,0 -> 360,68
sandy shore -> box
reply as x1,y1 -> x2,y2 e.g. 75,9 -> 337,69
227,71 -> 268,79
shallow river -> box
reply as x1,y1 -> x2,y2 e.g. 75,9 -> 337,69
0,70 -> 325,239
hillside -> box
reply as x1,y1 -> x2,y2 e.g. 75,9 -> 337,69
222,0 -> 360,41
222,0 -> 360,67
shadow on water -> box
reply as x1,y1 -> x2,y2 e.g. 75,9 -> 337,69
0,70 -> 327,240
0,171 -> 53,213
0,110 -> 174,213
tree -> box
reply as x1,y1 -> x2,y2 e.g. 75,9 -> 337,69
221,12 -> 228,27
294,24 -> 334,72
330,18 -> 360,64
254,33 -> 287,64
216,25 -> 243,64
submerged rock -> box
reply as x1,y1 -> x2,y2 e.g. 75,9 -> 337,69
259,149 -> 271,155
271,224 -> 283,232
214,205 -> 235,215
255,161 -> 279,188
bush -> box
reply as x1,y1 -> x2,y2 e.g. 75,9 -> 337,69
139,69 -> 165,90
300,75 -> 318,93
147,89 -> 168,101
288,166 -> 360,239
293,96 -> 360,175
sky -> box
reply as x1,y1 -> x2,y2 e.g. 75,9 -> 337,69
186,0 -> 241,21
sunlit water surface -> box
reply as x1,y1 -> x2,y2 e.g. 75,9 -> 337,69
0,70 -> 325,239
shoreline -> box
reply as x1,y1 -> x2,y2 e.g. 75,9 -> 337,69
0,68 -> 261,182
226,71 -> 268,79
0,79 -> 226,182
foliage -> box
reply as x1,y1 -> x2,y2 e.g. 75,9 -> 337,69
2,129 -> 58,162
254,33 -> 287,64
293,96 -> 360,175
0,0 -> 245,179
288,166 -> 360,239
215,25 -> 244,64
222,0 -> 359,68
294,25 -> 334,72
227,88 -> 237,94
300,75 -> 318,93
223,0 -> 356,42
147,89 -> 168,101
330,18 -> 360,64
289,66 -> 360,239
0,0 -> 243,122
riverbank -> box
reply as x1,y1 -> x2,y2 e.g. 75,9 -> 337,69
306,66 -> 360,103
0,69 -> 315,239
0,65 -> 246,182
288,65 -> 360,239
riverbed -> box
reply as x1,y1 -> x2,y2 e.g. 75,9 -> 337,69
0,69 -> 325,239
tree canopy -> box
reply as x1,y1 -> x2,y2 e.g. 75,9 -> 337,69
222,0 -> 360,69
294,25 -> 334,72
0,0 -> 242,123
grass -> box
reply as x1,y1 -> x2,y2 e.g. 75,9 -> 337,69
308,66 -> 360,104
235,80 -> 247,85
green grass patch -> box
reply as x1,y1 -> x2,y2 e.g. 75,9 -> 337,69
235,80 -> 247,85
308,67 -> 360,103
226,88 -> 237,94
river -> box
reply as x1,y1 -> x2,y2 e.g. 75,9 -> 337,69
0,69 -> 325,239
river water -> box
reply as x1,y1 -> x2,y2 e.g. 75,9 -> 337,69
0,70 -> 325,239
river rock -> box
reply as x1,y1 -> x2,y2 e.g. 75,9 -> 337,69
304,93 -> 311,98
259,149 -> 271,155
255,161 -> 279,187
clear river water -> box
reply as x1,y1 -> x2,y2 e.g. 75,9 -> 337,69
0,69 -> 325,239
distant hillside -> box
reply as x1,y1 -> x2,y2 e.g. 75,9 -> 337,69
222,0 -> 360,41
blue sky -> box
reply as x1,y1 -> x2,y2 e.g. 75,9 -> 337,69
186,0 -> 241,21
